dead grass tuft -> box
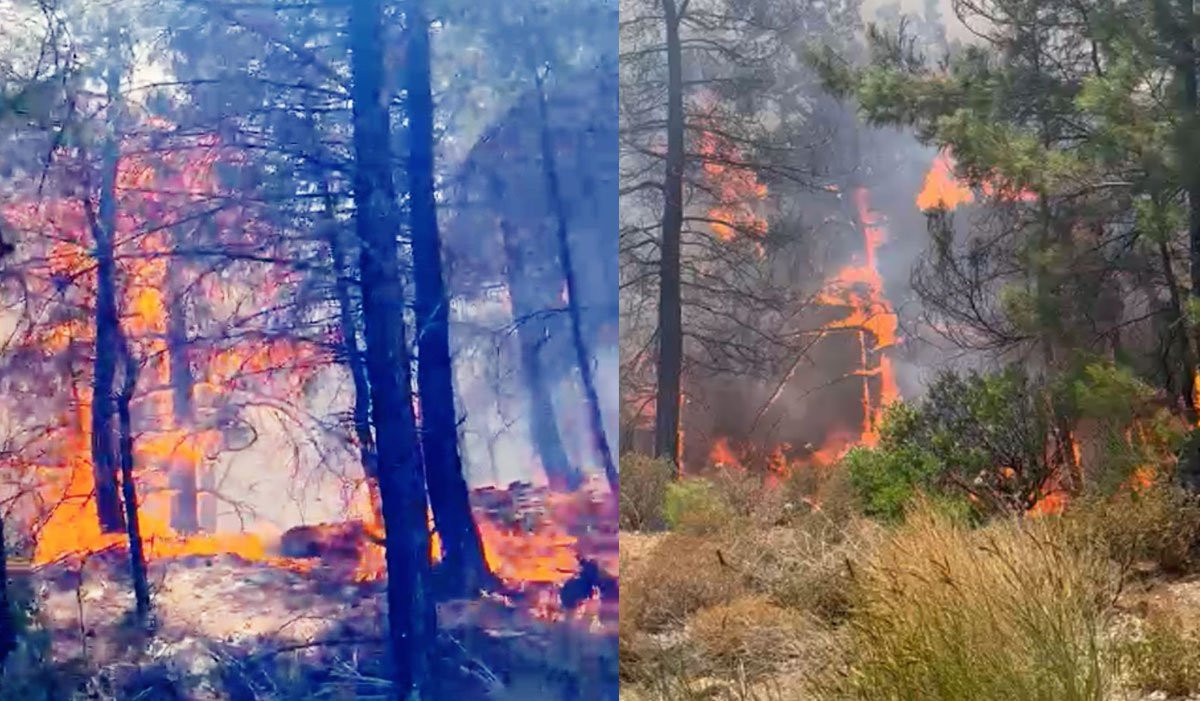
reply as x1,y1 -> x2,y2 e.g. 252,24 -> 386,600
623,533 -> 744,633
818,504 -> 1120,701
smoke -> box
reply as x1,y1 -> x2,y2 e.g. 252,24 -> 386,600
860,0 -> 975,42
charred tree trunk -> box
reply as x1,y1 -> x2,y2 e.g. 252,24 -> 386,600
325,184 -> 381,510
404,0 -> 492,594
327,188 -> 377,479
349,0 -> 436,696
654,0 -> 685,472
165,226 -> 199,533
498,218 -> 580,492
531,69 -> 618,494
1160,237 -> 1197,421
0,516 -> 14,669
90,35 -> 125,534
117,335 -> 150,624
1160,0 -> 1200,487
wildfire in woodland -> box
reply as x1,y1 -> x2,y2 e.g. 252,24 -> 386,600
701,186 -> 901,482
1,124 -> 610,615
816,187 -> 901,448
5,131 -> 324,567
695,96 -> 768,250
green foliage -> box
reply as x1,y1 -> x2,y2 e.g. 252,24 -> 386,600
663,478 -> 734,535
619,453 -> 674,531
998,285 -> 1039,335
843,423 -> 940,522
844,368 -> 1052,518
1069,362 -> 1155,423
1066,361 -> 1188,493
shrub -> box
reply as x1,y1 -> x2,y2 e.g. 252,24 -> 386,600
707,467 -> 785,525
663,478 -> 734,535
1066,479 -> 1200,574
820,505 -> 1120,701
722,514 -> 881,624
619,453 -> 674,531
688,595 -> 811,680
844,369 -> 1061,520
624,533 -> 743,632
1118,610 -> 1200,697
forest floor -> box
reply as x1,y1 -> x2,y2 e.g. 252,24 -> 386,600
5,543 -> 617,700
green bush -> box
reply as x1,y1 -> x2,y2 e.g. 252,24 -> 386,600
1066,362 -> 1187,494
843,438 -> 940,522
663,478 -> 734,534
619,453 -> 674,531
842,368 -> 1062,519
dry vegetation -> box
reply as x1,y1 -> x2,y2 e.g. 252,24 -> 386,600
0,551 -> 617,701
619,458 -> 1200,701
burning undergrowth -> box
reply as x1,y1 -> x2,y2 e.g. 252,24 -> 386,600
9,481 -> 618,700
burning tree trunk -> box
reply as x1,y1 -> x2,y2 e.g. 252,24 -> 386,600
531,68 -> 618,494
654,0 -> 685,472
499,218 -> 580,492
89,33 -> 126,534
116,334 -> 151,624
349,0 -> 436,696
0,515 -> 14,668
404,0 -> 492,594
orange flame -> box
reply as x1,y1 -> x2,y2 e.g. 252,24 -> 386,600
917,151 -> 974,211
816,188 -> 900,447
695,93 -> 768,251
916,149 -> 1038,213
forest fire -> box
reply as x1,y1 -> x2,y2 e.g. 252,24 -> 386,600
3,129 -> 613,626
698,184 -> 900,484
917,149 -> 1038,212
696,94 -> 768,251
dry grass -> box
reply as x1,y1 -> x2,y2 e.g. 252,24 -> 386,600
722,514 -> 882,624
622,477 -> 1200,701
688,595 -> 818,681
818,505 -> 1120,701
621,533 -> 744,633
1118,608 -> 1200,697
1066,481 -> 1200,575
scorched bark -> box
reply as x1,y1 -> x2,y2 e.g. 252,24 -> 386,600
654,0 -> 686,472
349,0 -> 436,697
404,0 -> 492,595
90,33 -> 126,534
